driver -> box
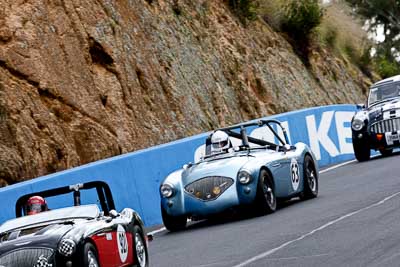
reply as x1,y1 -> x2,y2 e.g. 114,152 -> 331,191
211,130 -> 232,154
26,196 -> 48,215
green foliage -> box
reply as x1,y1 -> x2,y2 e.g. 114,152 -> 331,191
345,0 -> 400,78
343,42 -> 374,77
376,57 -> 400,78
358,46 -> 374,77
228,0 -> 258,22
281,0 -> 323,40
345,0 -> 400,33
343,42 -> 357,62
276,0 -> 324,65
258,0 -> 284,31
321,24 -> 338,48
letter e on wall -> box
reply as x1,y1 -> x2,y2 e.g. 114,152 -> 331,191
335,111 -> 355,154
306,111 -> 339,160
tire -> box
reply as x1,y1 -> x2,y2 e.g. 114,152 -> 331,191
161,206 -> 187,232
133,225 -> 149,267
83,243 -> 100,267
300,155 -> 318,200
352,138 -> 370,162
254,169 -> 276,215
380,148 -> 393,157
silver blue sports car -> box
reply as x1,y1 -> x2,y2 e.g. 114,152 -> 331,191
160,120 -> 319,231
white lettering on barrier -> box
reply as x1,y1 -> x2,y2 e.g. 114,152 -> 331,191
306,111 -> 339,160
335,111 -> 355,154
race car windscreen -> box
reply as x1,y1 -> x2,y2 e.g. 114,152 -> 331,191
249,124 -> 286,147
368,82 -> 400,107
43,187 -> 101,210
0,205 -> 99,234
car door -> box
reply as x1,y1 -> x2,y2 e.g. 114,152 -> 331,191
267,121 -> 300,197
91,218 -> 134,267
284,148 -> 302,196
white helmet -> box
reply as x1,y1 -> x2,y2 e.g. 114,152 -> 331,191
211,130 -> 231,153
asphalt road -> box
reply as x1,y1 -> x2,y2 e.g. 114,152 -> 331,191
148,152 -> 400,267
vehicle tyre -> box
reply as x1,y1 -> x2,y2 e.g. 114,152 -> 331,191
352,138 -> 370,162
300,155 -> 318,200
161,206 -> 187,232
380,148 -> 393,157
83,242 -> 100,267
254,169 -> 276,215
133,225 -> 149,267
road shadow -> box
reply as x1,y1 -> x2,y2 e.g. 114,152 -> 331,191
357,150 -> 400,163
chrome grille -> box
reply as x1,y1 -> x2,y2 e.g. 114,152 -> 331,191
185,176 -> 233,201
371,118 -> 400,133
0,248 -> 54,267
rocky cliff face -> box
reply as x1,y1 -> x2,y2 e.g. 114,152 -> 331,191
0,0 -> 369,186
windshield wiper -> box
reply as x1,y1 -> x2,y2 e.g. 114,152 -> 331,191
247,146 -> 270,151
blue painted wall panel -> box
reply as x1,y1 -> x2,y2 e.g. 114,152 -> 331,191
0,105 -> 358,226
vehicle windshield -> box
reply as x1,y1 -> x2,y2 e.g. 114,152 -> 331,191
202,122 -> 286,160
0,204 -> 99,233
368,82 -> 400,107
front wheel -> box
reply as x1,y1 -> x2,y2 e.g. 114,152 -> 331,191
161,206 -> 187,232
133,225 -> 149,267
254,169 -> 276,215
83,243 -> 99,267
300,155 -> 318,200
352,137 -> 370,162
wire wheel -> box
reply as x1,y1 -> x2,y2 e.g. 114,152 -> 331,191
263,177 -> 276,210
307,168 -> 316,192
84,243 -> 100,267
254,169 -> 276,215
133,225 -> 149,267
300,155 -> 318,200
135,232 -> 147,267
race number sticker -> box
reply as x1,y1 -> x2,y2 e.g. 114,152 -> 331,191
117,224 -> 128,263
290,158 -> 300,191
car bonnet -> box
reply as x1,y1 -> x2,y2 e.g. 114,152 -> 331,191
182,155 -> 250,185
0,222 -> 75,254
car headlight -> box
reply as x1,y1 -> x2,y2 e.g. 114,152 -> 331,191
238,171 -> 252,184
352,118 -> 365,131
58,239 -> 76,257
160,183 -> 174,198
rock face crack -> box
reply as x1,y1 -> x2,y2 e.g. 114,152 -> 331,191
89,38 -> 114,68
0,60 -> 39,87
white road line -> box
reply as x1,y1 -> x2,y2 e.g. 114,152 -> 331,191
148,159 -> 358,236
267,253 -> 331,261
147,227 -> 166,236
233,191 -> 400,267
320,160 -> 356,174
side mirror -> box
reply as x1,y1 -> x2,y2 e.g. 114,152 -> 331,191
356,103 -> 365,110
183,162 -> 193,170
283,144 -> 291,153
109,210 -> 119,218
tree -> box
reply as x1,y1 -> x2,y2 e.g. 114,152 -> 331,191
345,0 -> 400,77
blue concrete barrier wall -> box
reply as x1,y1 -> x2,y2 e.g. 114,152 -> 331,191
0,104 -> 357,226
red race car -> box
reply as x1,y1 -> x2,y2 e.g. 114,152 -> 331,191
0,181 -> 149,267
